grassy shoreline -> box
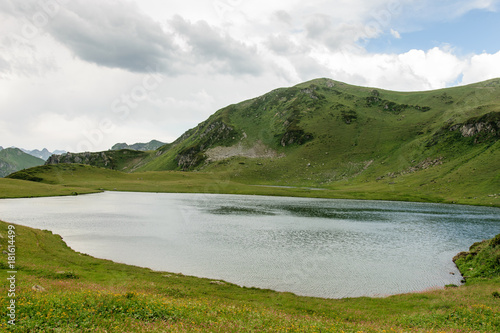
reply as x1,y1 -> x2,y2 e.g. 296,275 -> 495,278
3,164 -> 500,208
0,220 -> 499,332
1,166 -> 499,331
1,205 -> 499,331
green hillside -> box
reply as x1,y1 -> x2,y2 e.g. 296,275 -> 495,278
139,78 -> 499,177
136,78 -> 500,205
11,78 -> 500,206
0,148 -> 45,177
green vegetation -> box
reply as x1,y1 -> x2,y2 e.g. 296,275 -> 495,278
454,234 -> 500,283
1,221 -> 499,332
25,78 -> 500,207
1,78 -> 499,331
0,177 -> 98,199
0,148 -> 45,178
4,160 -> 499,207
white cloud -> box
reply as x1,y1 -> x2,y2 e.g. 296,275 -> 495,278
462,51 -> 500,84
390,28 -> 401,39
169,15 -> 265,75
397,48 -> 464,89
0,0 -> 499,152
311,47 -> 466,91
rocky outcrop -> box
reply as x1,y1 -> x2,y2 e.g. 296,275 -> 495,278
46,152 -> 113,167
199,121 -> 235,140
427,112 -> 500,147
45,149 -> 148,171
366,89 -> 431,113
451,121 -> 499,138
176,147 -> 205,170
449,112 -> 500,143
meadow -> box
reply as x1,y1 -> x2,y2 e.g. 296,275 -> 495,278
0,177 -> 499,332
3,163 -> 500,208
0,220 -> 499,332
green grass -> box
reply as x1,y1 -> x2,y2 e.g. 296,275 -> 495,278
5,162 -> 500,207
1,220 -> 499,332
454,234 -> 500,283
0,177 -> 98,199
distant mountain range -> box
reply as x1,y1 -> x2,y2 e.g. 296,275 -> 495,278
111,140 -> 166,151
20,148 -> 67,161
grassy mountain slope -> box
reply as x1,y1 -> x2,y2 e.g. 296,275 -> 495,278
132,78 -> 499,205
0,148 -> 45,177
140,78 -> 499,177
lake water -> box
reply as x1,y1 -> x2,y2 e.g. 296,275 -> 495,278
1,192 -> 499,298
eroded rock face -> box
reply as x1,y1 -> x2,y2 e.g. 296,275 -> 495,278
459,122 -> 497,138
449,112 -> 500,141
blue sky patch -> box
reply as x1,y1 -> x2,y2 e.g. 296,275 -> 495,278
363,9 -> 500,55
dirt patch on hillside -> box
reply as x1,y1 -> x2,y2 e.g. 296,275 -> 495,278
205,141 -> 284,162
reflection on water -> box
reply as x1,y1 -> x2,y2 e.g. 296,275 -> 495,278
0,192 -> 499,298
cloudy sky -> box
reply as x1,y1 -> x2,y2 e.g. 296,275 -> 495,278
1,0 -> 500,152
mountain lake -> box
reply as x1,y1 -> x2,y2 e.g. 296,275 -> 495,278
1,191 -> 499,298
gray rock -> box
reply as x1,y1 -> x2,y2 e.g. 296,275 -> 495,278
32,285 -> 46,292
210,280 -> 226,285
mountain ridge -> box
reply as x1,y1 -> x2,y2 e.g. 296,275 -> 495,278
20,148 -> 68,161
111,140 -> 166,151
